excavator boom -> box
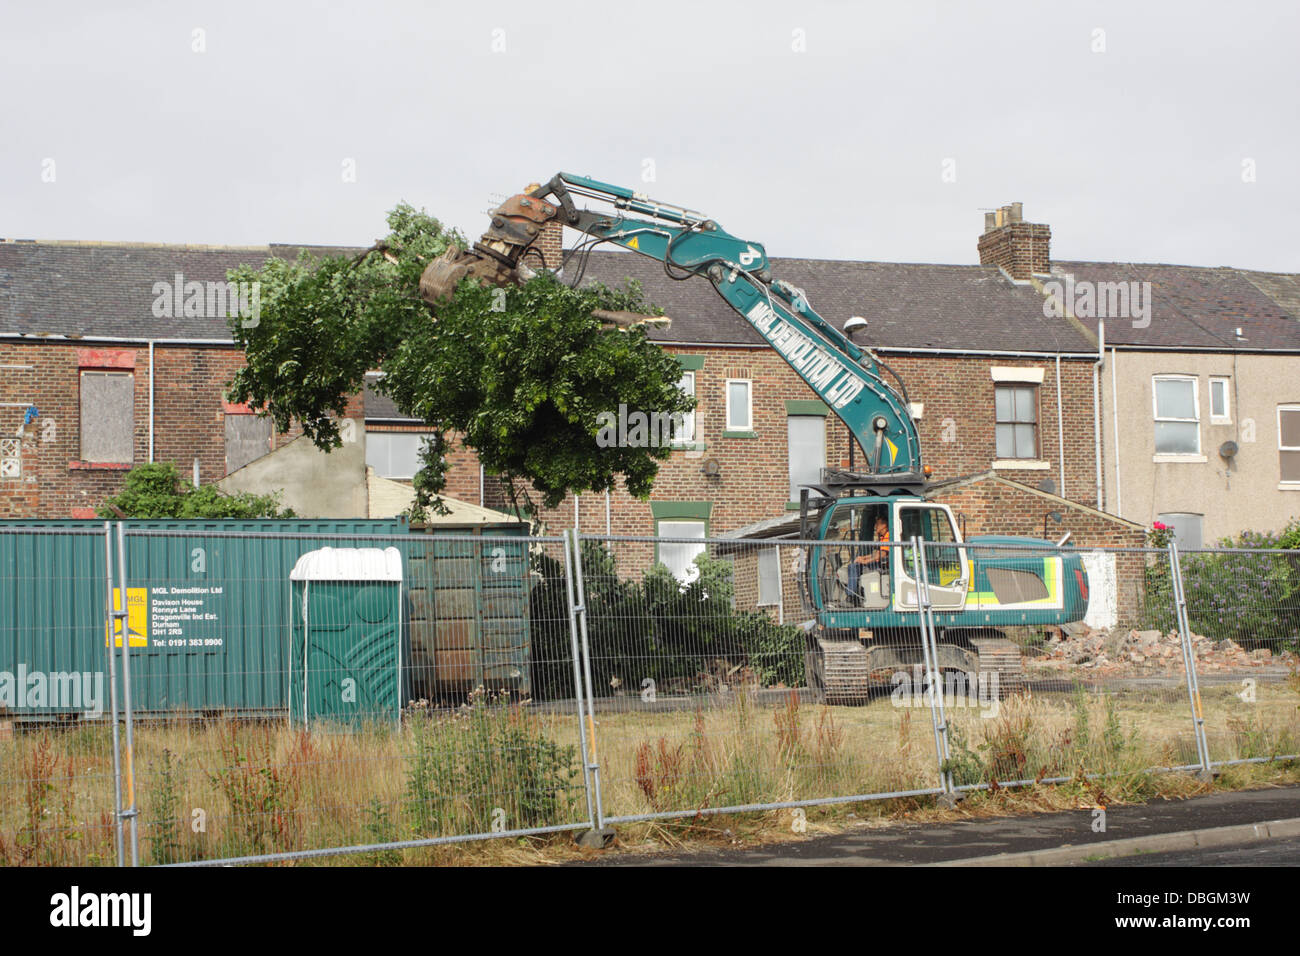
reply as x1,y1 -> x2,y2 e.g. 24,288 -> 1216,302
420,173 -> 923,487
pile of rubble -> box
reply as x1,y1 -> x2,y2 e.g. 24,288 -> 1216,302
1027,622 -> 1296,679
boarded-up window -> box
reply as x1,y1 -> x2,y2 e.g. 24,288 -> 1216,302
1280,406 -> 1300,483
225,414 -> 273,474
79,371 -> 133,463
758,547 -> 781,606
788,415 -> 826,501
1157,512 -> 1203,551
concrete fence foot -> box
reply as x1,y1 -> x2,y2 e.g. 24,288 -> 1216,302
936,791 -> 966,810
576,826 -> 617,849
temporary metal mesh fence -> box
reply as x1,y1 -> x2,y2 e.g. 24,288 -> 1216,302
573,535 -> 947,825
2,523 -> 1298,866
918,540 -> 1208,794
1164,547 -> 1300,769
0,524 -> 123,866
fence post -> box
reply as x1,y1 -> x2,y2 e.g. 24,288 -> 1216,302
568,529 -> 613,847
1168,541 -> 1213,777
561,531 -> 598,834
114,522 -> 140,865
911,537 -> 954,800
103,521 -> 126,868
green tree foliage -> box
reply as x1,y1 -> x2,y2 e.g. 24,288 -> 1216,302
99,463 -> 294,519
226,204 -> 693,515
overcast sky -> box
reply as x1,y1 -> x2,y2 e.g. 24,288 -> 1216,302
2,0 -> 1296,271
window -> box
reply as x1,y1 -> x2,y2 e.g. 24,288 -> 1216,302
758,547 -> 781,606
673,371 -> 696,443
787,415 -> 826,501
366,432 -> 434,480
1157,513 -> 1203,551
224,413 -> 272,474
1153,376 -> 1200,455
1280,406 -> 1300,485
995,385 -> 1038,459
1209,378 -> 1231,424
657,520 -> 707,583
725,379 -> 752,431
79,371 -> 134,463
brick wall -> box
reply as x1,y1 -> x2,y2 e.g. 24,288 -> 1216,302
0,341 -> 361,518
469,346 -> 1101,537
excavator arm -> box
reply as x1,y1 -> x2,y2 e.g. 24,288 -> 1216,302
420,173 -> 924,486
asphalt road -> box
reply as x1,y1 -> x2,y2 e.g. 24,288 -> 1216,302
1084,834 -> 1300,866
582,785 -> 1300,866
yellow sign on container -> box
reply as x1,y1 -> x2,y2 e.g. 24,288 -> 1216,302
106,587 -> 148,648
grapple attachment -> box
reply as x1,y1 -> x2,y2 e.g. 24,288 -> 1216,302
418,182 -> 569,309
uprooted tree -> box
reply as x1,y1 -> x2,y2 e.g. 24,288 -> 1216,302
224,204 -> 693,517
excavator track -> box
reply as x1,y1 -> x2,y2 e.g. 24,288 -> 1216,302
805,632 -> 1026,704
806,637 -> 875,704
971,637 -> 1025,698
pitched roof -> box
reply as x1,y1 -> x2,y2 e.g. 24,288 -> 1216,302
570,251 -> 1097,353
0,240 -> 362,341
1051,261 -> 1300,351
363,373 -> 421,422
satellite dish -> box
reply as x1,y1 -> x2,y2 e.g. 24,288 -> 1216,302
843,316 -> 868,336
1219,440 -> 1239,459
1037,478 -> 1057,496
701,458 -> 721,477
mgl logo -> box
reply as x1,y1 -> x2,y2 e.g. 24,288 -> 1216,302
49,886 -> 151,936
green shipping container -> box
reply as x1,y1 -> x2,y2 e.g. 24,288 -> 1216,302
0,519 -> 408,722
405,523 -> 534,703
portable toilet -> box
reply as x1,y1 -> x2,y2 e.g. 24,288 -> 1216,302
289,547 -> 403,728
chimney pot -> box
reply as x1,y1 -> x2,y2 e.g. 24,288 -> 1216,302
1010,202 -> 1023,222
984,212 -> 997,233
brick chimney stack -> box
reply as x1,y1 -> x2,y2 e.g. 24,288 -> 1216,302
524,182 -> 565,270
537,218 -> 564,270
977,202 -> 1050,280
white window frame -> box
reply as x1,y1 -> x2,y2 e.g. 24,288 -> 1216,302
1279,404 -> 1300,488
1152,374 -> 1204,461
366,431 -> 435,480
672,371 -> 696,444
1209,377 -> 1231,425
725,378 -> 752,432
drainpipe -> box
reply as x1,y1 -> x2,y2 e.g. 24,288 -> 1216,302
1111,347 -> 1122,518
573,492 -> 580,531
605,490 -> 612,536
1055,353 -> 1065,499
478,464 -> 484,507
148,341 -> 155,463
1093,321 -> 1105,511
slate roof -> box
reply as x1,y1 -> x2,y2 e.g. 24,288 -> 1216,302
363,373 -> 421,422
570,250 -> 1097,353
1052,261 -> 1300,351
0,241 -> 362,341
4,240 -> 1296,354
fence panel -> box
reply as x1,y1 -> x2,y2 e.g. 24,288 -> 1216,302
1165,547 -> 1300,768
0,524 -> 123,865
574,534 -> 946,826
928,540 -> 1207,791
114,529 -> 591,865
